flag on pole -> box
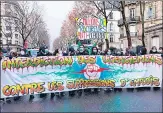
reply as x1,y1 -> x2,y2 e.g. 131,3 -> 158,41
103,19 -> 107,27
24,40 -> 28,49
77,40 -> 82,47
105,32 -> 108,40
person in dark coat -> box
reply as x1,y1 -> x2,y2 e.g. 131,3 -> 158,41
69,47 -> 75,56
77,45 -> 89,55
39,46 -> 46,56
38,41 -> 47,56
159,47 -> 163,54
63,50 -> 68,56
141,47 -> 147,55
159,47 -> 163,58
125,48 -> 129,56
129,47 -> 136,56
91,47 -> 98,55
149,46 -> 158,54
53,49 -> 59,56
9,52 -> 13,60
115,49 -> 123,56
104,49 -> 112,55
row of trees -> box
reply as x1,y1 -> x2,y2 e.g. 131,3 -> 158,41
1,1 -> 50,48
53,1 -> 147,50
53,1 -> 96,50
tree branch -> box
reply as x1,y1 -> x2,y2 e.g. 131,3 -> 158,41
107,1 -> 121,11
92,1 -> 105,16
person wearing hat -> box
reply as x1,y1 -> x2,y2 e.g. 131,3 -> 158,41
159,47 -> 163,58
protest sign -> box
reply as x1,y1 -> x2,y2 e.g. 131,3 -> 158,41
76,17 -> 108,40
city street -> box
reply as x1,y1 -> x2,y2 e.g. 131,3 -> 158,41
0,1 -> 163,113
1,88 -> 162,112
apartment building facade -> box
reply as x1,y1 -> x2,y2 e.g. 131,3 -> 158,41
0,1 -> 34,52
100,1 -> 121,51
118,1 -> 162,51
118,1 -> 142,51
144,1 -> 163,51
1,1 -> 23,52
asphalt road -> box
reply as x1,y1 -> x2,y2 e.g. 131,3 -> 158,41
0,88 -> 162,112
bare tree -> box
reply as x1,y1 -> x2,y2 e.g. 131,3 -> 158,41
1,18 -> 14,45
97,1 -> 132,48
53,37 -> 63,50
74,1 -> 98,18
29,20 -> 50,48
55,1 -> 97,49
139,1 -> 146,47
89,1 -> 116,49
1,1 -> 16,48
1,1 -> 43,47
17,2 -> 43,47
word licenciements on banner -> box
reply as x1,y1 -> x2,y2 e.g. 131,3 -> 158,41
1,55 -> 162,98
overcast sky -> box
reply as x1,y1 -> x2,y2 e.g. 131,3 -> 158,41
38,1 -> 75,50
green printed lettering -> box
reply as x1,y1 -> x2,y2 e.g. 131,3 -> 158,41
7,60 -> 16,70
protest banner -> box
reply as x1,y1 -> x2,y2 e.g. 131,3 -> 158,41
1,55 -> 162,98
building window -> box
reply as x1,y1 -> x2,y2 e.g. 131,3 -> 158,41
110,22 -> 113,31
110,12 -> 113,19
14,5 -> 18,11
15,20 -> 18,25
5,33 -> 12,37
120,40 -> 123,48
130,8 -> 135,18
120,28 -> 124,34
111,4 -> 114,9
110,34 -> 114,42
14,13 -> 18,17
5,4 -> 11,9
15,27 -> 18,32
17,48 -> 21,52
5,11 -> 11,16
15,34 -> 18,39
7,39 -> 12,44
148,7 -> 153,19
6,26 -> 11,31
15,41 -> 18,45
110,1 -> 114,8
5,18 -> 11,22
151,37 -> 159,50
0,39 -> 2,45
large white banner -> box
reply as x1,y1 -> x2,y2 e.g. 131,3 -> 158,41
1,55 -> 162,98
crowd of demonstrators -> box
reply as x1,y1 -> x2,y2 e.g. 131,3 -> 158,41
1,44 -> 163,101
1,44 -> 163,60
52,45 -> 163,58
149,46 -> 163,56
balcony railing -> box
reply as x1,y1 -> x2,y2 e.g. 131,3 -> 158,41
118,16 -> 140,26
130,32 -> 137,37
125,1 -> 138,5
120,32 -> 137,39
